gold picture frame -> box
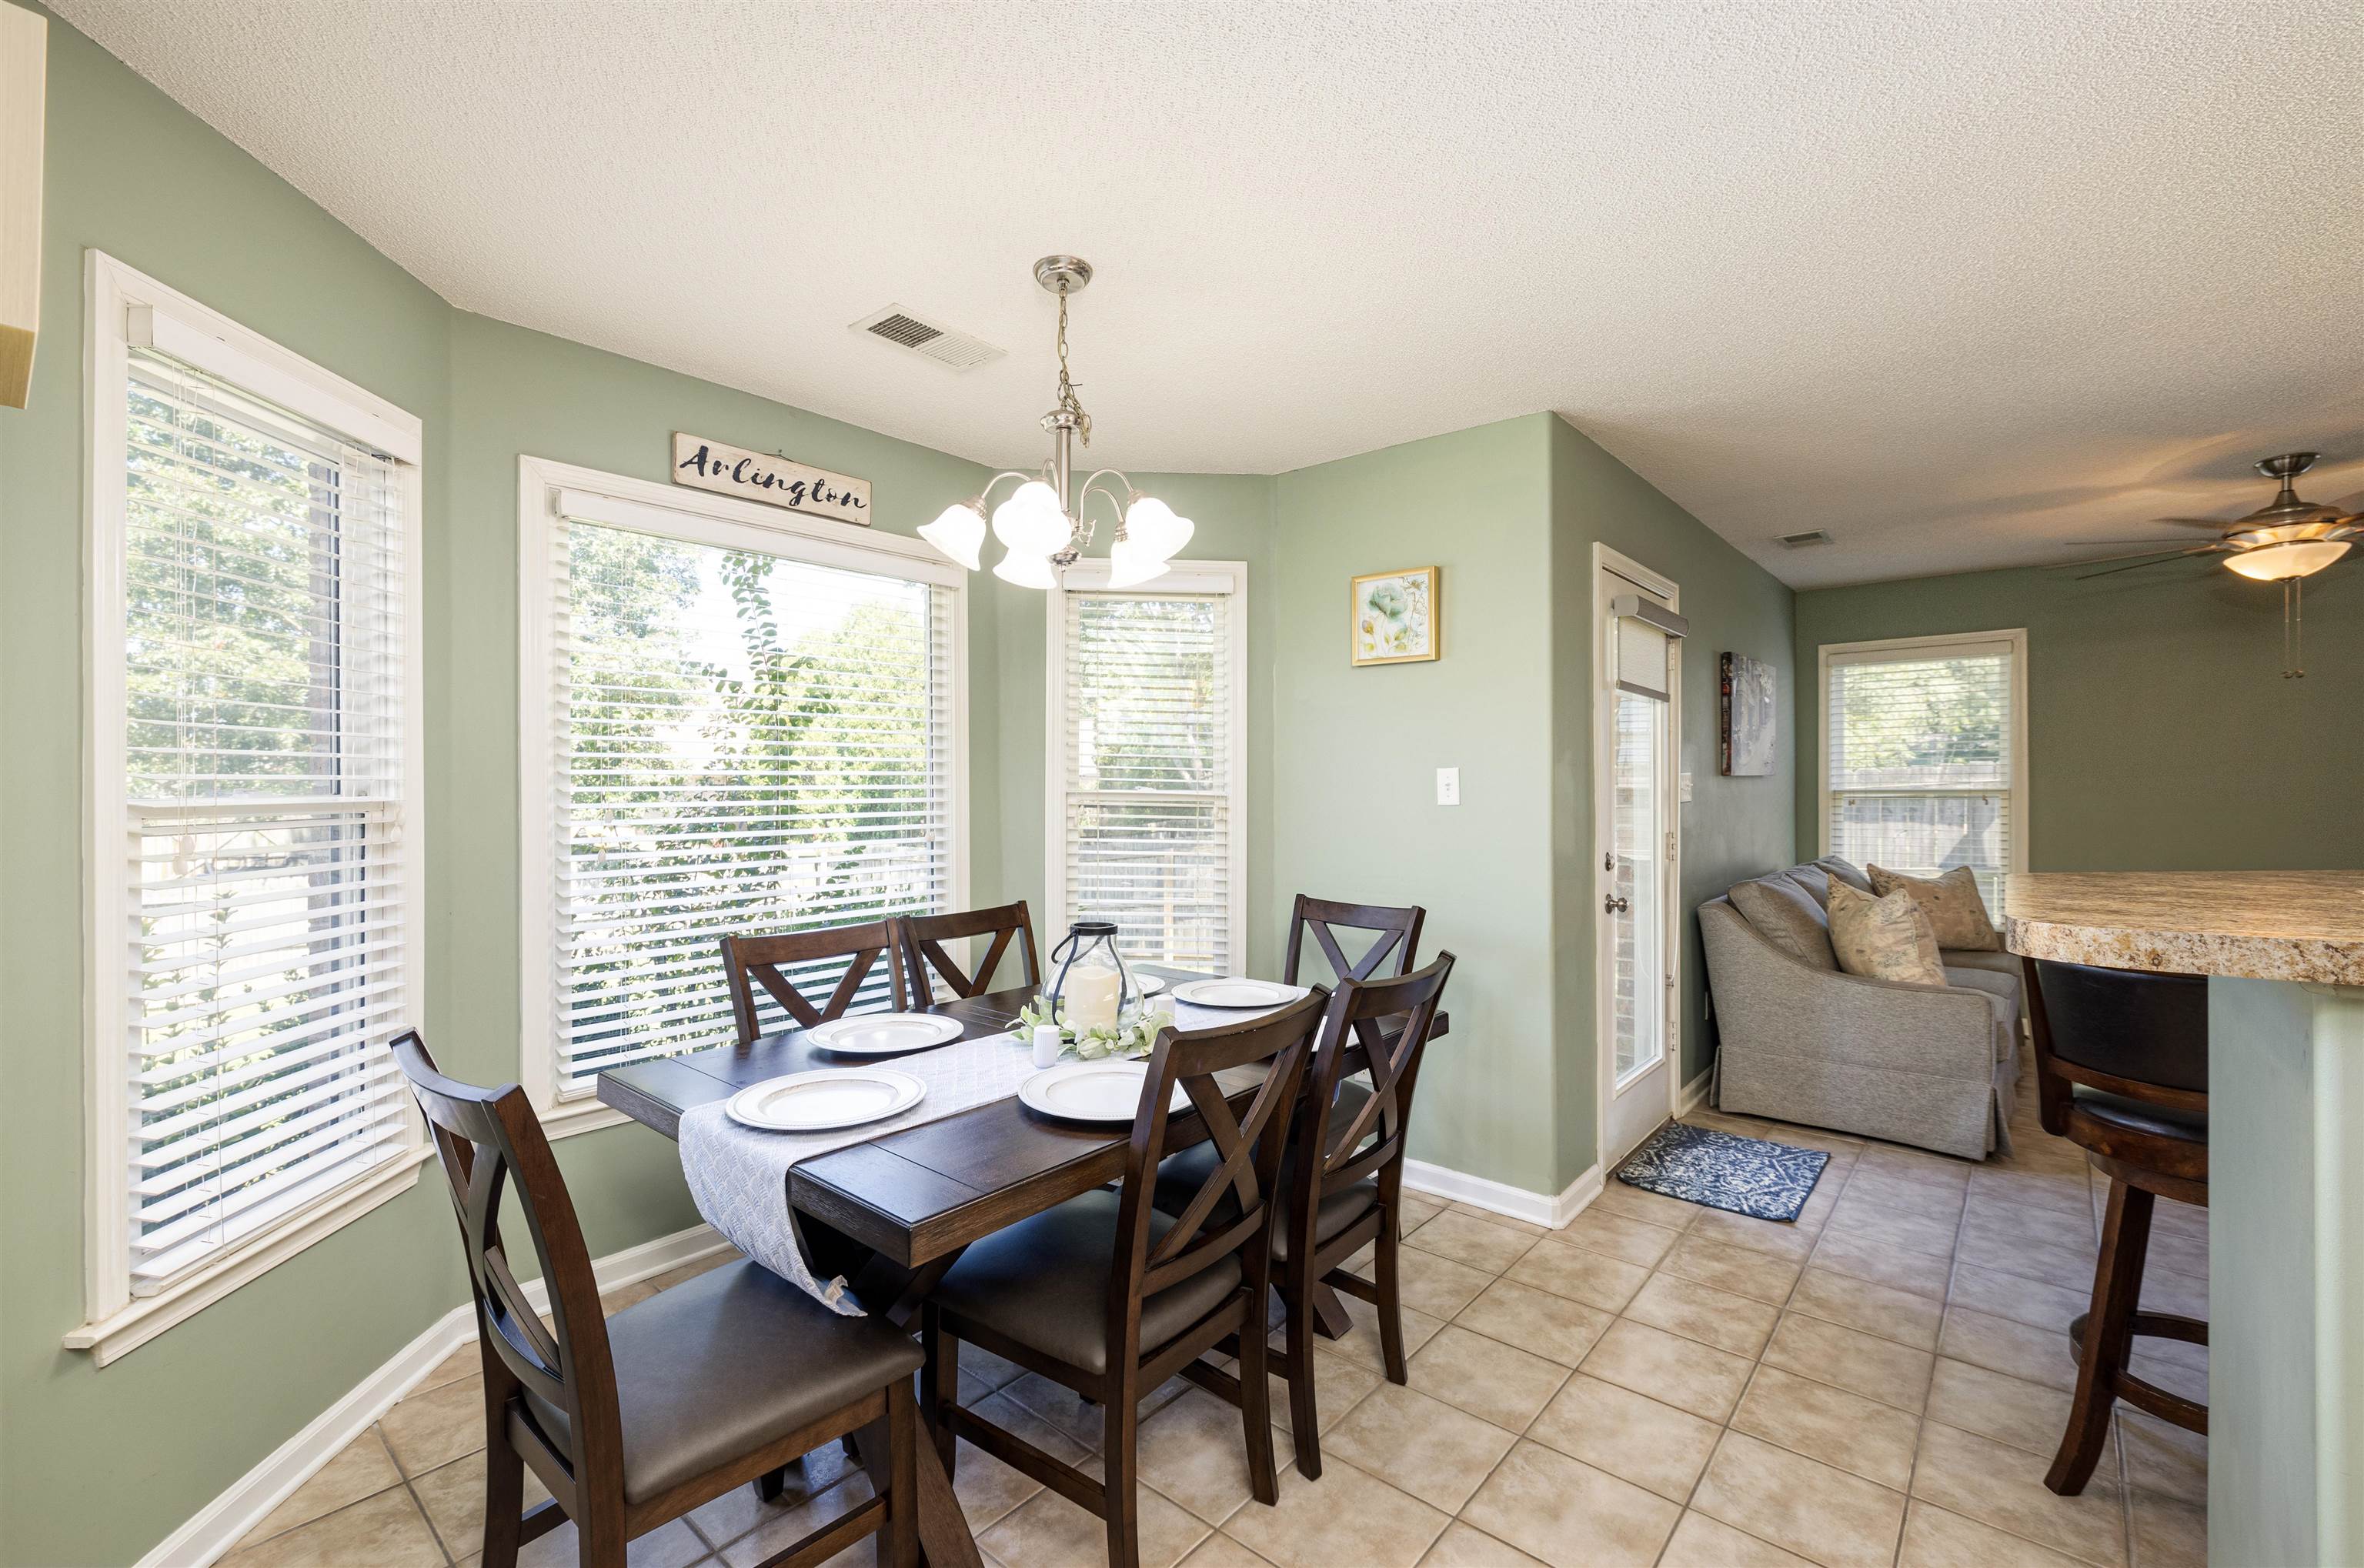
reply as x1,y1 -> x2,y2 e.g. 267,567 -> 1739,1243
1351,566 -> 1441,666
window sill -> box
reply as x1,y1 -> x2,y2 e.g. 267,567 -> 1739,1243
65,1145 -> 430,1367
539,1090 -> 629,1141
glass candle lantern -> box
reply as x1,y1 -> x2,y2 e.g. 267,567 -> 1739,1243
1047,920 -> 1134,1032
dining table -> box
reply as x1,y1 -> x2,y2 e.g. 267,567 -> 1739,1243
597,967 -> 1447,1567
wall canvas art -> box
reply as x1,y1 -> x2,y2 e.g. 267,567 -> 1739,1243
1351,567 -> 1441,666
1721,652 -> 1777,776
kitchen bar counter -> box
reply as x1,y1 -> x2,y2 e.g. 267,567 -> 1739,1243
2002,869 -> 2364,985
2002,870 -> 2364,1567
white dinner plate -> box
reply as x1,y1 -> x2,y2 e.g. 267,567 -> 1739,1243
806,1012 -> 964,1055
1134,972 -> 1167,996
1017,1060 -> 1190,1123
1168,977 -> 1307,1009
726,1069 -> 924,1133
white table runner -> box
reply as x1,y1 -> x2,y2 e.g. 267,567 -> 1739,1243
677,996 -> 1297,1312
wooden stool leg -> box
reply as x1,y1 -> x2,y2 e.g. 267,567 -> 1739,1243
1374,1203 -> 1408,1386
1102,1386 -> 1141,1568
883,1380 -> 919,1568
2048,1179 -> 2155,1495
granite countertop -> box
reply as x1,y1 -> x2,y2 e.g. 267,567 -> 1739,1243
2001,871 -> 2364,986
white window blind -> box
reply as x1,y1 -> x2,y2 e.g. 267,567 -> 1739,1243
1825,636 -> 2022,908
542,512 -> 957,1093
1057,581 -> 1241,971
119,345 -> 413,1293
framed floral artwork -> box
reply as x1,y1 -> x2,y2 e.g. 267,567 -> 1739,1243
1351,566 -> 1440,666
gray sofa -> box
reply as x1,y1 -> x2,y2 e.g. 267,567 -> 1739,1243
1699,856 -> 2021,1159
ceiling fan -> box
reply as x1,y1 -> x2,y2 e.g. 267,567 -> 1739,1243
2055,452 -> 2359,677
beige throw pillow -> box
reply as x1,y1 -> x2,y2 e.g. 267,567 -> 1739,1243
1828,882 -> 1948,986
1867,864 -> 2000,951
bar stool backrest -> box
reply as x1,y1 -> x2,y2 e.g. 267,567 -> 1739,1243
2025,958 -> 2208,1134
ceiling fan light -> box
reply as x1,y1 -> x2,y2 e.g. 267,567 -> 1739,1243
2224,539 -> 2350,582
918,501 -> 987,571
1123,495 -> 1194,559
1105,537 -> 1171,589
990,543 -> 1058,589
991,480 -> 1072,558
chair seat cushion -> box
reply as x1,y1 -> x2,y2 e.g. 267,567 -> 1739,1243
2071,1086 -> 2208,1145
930,1189 -> 1243,1376
522,1260 -> 922,1505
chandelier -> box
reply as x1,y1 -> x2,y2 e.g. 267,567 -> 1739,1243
919,257 -> 1192,589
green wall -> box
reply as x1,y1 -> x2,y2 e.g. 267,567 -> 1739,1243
1271,418 -> 1565,1194
1,19 -> 456,1567
1547,419 -> 1798,1185
1794,562 -> 2363,872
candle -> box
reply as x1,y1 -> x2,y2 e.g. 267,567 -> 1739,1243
1066,967 -> 1121,1029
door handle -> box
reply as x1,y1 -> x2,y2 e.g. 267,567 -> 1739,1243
1604,895 -> 1630,914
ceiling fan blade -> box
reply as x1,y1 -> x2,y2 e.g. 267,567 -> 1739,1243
2072,537 -> 2222,547
2149,516 -> 2244,529
2048,545 -> 2212,569
2075,547 -> 2222,580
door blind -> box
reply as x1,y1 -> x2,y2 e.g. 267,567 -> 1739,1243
1825,639 -> 2016,907
122,346 -> 413,1292
1059,589 -> 1237,971
544,515 -> 957,1090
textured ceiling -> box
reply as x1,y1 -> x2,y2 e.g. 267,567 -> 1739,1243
53,0 -> 2364,588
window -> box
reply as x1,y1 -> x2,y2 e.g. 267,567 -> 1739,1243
77,255 -> 426,1361
519,464 -> 966,1124
1047,560 -> 1247,972
1819,630 -> 2028,908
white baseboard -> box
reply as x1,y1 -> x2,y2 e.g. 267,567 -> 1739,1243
137,1223 -> 727,1568
1403,1159 -> 1604,1230
1678,1066 -> 1713,1117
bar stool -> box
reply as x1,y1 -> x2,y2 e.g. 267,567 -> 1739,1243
2023,956 -> 2209,1496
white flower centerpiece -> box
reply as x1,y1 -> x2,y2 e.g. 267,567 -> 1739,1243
1010,994 -> 1171,1061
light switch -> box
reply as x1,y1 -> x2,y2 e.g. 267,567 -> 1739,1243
1678,771 -> 1694,803
1435,767 -> 1461,806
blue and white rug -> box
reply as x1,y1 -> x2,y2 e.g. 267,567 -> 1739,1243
1615,1122 -> 1830,1222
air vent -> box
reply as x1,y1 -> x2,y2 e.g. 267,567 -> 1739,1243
1776,529 -> 1833,549
850,305 -> 1005,372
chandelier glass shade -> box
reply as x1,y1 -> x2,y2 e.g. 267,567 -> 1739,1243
920,257 -> 1192,589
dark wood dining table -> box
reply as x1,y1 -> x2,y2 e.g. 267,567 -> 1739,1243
597,972 -> 1445,1566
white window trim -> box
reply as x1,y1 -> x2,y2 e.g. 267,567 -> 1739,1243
75,251 -> 429,1366
1815,626 -> 2032,872
1043,558 -> 1250,961
516,455 -> 970,1136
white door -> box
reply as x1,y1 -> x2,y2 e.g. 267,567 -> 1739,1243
1596,560 -> 1680,1169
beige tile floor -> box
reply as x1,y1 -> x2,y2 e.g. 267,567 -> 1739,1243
222,1074 -> 2206,1568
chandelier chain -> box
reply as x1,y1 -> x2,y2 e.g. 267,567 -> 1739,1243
1054,292 -> 1091,447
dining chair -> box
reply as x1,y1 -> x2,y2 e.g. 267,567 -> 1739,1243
897,899 -> 1040,1003
919,994 -> 1324,1568
720,919 -> 909,1045
389,1031 -> 923,1567
1282,895 -> 1425,986
1156,952 -> 1455,1476
2022,957 -> 2209,1495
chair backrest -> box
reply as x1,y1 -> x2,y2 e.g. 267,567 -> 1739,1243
2023,956 -> 2209,1135
1292,952 -> 1454,1234
1282,896 -> 1425,987
721,919 -> 909,1044
389,1032 -> 619,1506
900,901 -> 1040,1002
1108,993 -> 1324,1353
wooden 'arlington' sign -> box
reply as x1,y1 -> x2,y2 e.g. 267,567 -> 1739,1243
671,432 -> 871,525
